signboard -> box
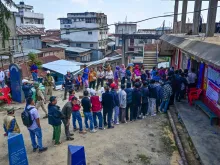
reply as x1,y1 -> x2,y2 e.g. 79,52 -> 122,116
68,145 -> 86,165
8,134 -> 28,165
206,66 -> 220,109
9,64 -> 24,103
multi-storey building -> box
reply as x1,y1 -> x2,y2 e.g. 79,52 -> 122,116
14,1 -> 44,29
59,12 -> 108,61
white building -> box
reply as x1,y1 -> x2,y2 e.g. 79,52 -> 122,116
59,12 -> 108,61
14,1 -> 44,29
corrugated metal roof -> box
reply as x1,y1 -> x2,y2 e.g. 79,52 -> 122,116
48,44 -> 91,53
107,42 -> 115,46
17,26 -> 45,36
42,60 -> 82,75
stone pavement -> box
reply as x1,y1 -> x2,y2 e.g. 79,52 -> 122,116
174,101 -> 220,165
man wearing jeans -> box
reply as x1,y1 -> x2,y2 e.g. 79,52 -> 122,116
148,80 -> 157,116
125,83 -> 133,121
160,78 -> 172,113
81,90 -> 97,133
110,83 -> 120,124
26,98 -> 47,153
72,97 -> 87,134
118,84 -> 127,123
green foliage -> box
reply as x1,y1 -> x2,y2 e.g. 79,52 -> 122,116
28,52 -> 42,68
0,0 -> 17,47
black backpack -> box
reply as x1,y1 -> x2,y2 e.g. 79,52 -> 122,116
21,107 -> 34,127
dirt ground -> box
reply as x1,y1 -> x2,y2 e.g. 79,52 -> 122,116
0,90 -> 181,165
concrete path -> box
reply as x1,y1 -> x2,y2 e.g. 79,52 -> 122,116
175,101 -> 220,165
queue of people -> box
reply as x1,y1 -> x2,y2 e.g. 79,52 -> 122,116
3,63 -> 197,154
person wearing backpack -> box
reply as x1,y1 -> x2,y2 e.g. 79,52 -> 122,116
48,96 -> 64,146
22,97 -> 47,153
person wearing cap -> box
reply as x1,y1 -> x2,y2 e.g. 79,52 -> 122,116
34,83 -> 48,119
3,108 -> 20,136
64,71 -> 74,100
110,83 -> 120,125
48,96 -> 64,146
43,70 -> 54,101
132,82 -> 142,121
22,79 -> 33,100
81,90 -> 97,133
82,65 -> 89,88
118,84 -> 127,123
62,98 -> 75,141
102,85 -> 114,129
88,68 -> 97,89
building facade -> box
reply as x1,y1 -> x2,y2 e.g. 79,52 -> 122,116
59,12 -> 108,60
39,47 -> 65,59
14,1 -> 44,29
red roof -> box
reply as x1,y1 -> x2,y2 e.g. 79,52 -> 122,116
40,47 -> 65,53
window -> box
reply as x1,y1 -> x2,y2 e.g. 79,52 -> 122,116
88,31 -> 92,35
66,29 -> 70,34
76,43 -> 81,47
90,44 -> 93,47
27,36 -> 30,40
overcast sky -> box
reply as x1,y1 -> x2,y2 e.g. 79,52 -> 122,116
12,0 -> 220,32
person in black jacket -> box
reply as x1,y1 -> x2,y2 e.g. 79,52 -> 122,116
64,71 -> 73,100
148,80 -> 157,116
125,83 -> 133,121
132,82 -> 142,121
48,96 -> 63,146
179,73 -> 188,101
102,85 -> 114,129
141,81 -> 149,118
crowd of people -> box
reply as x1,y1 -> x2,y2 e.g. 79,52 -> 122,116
3,63 -> 198,154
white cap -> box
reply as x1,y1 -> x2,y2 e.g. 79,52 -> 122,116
90,89 -> 96,96
22,79 -> 28,84
47,70 -> 50,74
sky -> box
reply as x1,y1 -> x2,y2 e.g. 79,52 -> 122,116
12,0 -> 220,32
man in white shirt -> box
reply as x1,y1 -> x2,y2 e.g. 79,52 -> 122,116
26,97 -> 48,153
0,68 -> 5,88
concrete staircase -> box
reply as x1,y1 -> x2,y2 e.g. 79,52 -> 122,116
143,51 -> 158,70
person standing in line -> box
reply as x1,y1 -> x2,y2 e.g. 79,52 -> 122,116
174,70 -> 181,102
25,97 -> 48,153
155,80 -> 162,114
102,85 -> 114,129
81,90 -> 97,133
110,83 -> 120,125
22,79 -> 33,101
148,79 -> 157,116
105,66 -> 114,85
118,84 -> 127,123
125,83 -> 133,121
126,66 -> 132,84
0,68 -> 5,88
160,78 -> 173,113
96,66 -> 105,90
88,68 -> 97,89
187,68 -> 197,89
114,66 -> 120,87
30,62 -> 38,82
43,71 -> 54,101
64,71 -> 74,100
141,81 -> 149,118
62,98 -> 74,141
132,82 -> 142,121
180,73 -> 188,100
151,66 -> 157,79
72,97 -> 87,134
141,65 -> 147,82
120,64 -> 126,85
75,74 -> 83,91
68,89 -> 75,101
48,96 -> 63,146
90,90 -> 104,130
3,108 -> 20,137
82,64 -> 89,89
34,83 -> 48,119
153,71 -> 161,82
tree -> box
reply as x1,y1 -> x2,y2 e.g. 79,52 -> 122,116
28,52 -> 42,68
0,0 -> 17,47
